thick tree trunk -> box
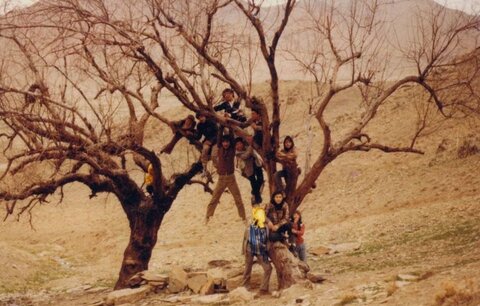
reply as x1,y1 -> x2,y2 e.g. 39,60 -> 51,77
266,159 -> 277,194
268,241 -> 303,290
114,198 -> 167,289
113,162 -> 202,290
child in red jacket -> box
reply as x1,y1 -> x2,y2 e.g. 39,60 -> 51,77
291,211 -> 306,263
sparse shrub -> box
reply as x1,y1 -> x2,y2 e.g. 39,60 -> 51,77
435,281 -> 480,306
457,138 -> 480,158
286,96 -> 296,105
436,139 -> 451,153
338,294 -> 358,305
418,271 -> 434,281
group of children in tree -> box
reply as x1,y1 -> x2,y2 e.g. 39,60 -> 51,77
145,88 -> 307,293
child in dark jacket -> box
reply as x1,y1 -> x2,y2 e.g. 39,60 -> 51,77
161,115 -> 196,154
194,113 -> 218,176
265,191 -> 290,242
214,88 -> 246,122
235,137 -> 264,204
274,136 -> 299,194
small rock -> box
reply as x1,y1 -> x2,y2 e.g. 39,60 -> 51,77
105,286 -> 151,306
200,279 -> 215,295
306,273 -> 325,283
229,287 -> 254,302
187,271 -> 208,278
149,281 -> 167,287
309,246 -> 331,256
128,274 -> 144,287
191,294 -> 227,304
328,242 -> 361,254
168,266 -> 188,293
160,294 -> 182,303
66,285 -> 92,293
295,294 -> 311,304
397,274 -> 419,282
86,286 -> 109,293
395,281 -> 411,288
208,260 -> 231,268
272,290 -> 281,298
149,281 -> 167,293
226,267 -> 244,279
226,275 -> 243,291
142,271 -> 169,283
188,274 -> 208,294
207,268 -> 226,286
294,298 -> 311,306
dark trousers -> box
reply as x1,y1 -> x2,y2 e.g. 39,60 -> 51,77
274,168 -> 299,198
269,223 -> 292,242
274,169 -> 288,193
247,165 -> 264,204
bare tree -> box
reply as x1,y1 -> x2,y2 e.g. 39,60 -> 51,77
0,0 -> 478,289
286,0 -> 480,212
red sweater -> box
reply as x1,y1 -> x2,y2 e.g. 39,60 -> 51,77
292,223 -> 305,245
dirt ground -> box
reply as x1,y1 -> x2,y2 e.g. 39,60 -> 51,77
1,82 -> 479,305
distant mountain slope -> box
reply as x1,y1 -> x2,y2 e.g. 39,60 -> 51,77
1,0 -> 474,82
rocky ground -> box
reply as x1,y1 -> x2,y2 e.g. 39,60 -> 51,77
1,82 -> 480,305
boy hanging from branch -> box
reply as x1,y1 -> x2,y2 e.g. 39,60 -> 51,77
161,114 -> 197,154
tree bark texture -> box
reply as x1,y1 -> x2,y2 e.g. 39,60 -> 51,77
114,162 -> 201,289
114,197 -> 167,289
268,241 -> 303,290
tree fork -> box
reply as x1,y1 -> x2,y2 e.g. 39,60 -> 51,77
115,162 -> 202,289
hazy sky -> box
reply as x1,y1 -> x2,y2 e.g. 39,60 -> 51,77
264,0 -> 480,13
6,0 -> 480,14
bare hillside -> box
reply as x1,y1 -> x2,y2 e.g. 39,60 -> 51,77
1,80 -> 479,305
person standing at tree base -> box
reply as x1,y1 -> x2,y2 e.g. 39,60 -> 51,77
241,204 -> 272,294
291,211 -> 307,263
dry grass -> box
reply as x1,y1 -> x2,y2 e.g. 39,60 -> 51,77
435,280 -> 480,306
457,136 -> 480,158
386,281 -> 397,297
338,294 -> 358,305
